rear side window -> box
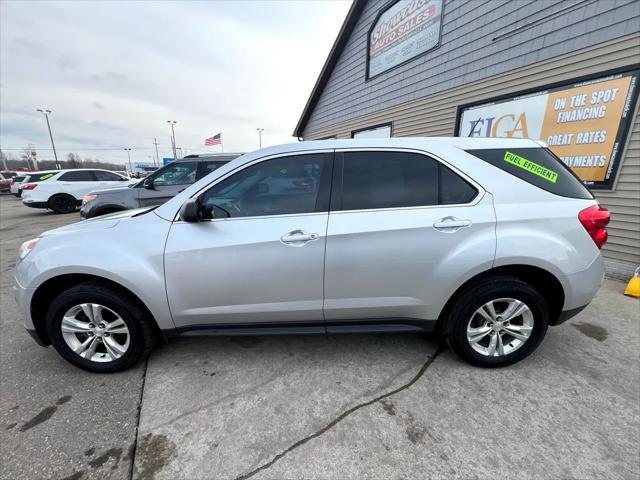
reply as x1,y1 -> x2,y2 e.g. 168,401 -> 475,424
466,148 -> 593,199
336,151 -> 478,211
29,172 -> 58,182
59,170 -> 95,182
339,151 -> 438,210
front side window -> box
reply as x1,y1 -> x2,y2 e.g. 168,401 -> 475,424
200,154 -> 328,220
338,151 -> 438,210
59,170 -> 95,182
94,170 -> 125,181
153,162 -> 197,186
196,161 -> 227,180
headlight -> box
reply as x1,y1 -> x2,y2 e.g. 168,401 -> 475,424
18,238 -> 40,261
82,194 -> 97,205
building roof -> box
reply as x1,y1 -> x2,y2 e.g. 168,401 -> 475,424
292,0 -> 367,139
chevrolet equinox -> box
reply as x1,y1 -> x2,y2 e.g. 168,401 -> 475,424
14,138 -> 608,372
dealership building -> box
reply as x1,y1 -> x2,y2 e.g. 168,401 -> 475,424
295,0 -> 640,279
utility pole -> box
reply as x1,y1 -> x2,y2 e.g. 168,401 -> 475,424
167,121 -> 177,160
153,138 -> 161,167
124,148 -> 133,174
37,109 -> 61,169
257,128 -> 264,148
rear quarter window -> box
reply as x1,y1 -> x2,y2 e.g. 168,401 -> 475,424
466,148 -> 594,200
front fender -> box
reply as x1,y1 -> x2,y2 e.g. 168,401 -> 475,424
16,213 -> 175,331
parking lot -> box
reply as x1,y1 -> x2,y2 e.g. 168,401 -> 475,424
1,192 -> 639,480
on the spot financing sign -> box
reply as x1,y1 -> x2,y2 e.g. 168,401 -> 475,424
457,70 -> 640,189
368,0 -> 443,78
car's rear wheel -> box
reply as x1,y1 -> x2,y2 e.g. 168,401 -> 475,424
443,275 -> 549,367
45,282 -> 156,372
48,194 -> 77,214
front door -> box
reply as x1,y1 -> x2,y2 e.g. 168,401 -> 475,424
164,152 -> 333,329
323,150 -> 496,325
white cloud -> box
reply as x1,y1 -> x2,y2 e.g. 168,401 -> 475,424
0,0 -> 351,165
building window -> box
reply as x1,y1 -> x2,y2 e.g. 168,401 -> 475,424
351,124 -> 392,139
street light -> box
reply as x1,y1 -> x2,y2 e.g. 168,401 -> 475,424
257,128 -> 264,148
124,148 -> 133,174
167,121 -> 178,160
37,109 -> 61,169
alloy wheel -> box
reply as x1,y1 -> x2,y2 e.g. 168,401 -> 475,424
466,298 -> 534,357
60,303 -> 130,362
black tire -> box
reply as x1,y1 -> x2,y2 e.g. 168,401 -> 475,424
442,275 -> 549,368
45,282 -> 156,373
48,194 -> 78,214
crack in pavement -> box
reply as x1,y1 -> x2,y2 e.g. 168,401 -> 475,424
234,345 -> 446,480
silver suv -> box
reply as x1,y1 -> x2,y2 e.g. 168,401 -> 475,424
14,138 -> 608,372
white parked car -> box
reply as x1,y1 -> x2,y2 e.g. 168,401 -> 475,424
21,169 -> 134,213
9,175 -> 27,196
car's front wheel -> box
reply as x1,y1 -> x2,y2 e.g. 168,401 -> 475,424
443,275 -> 549,367
45,282 -> 156,372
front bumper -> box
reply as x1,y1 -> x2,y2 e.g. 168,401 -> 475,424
13,275 -> 45,345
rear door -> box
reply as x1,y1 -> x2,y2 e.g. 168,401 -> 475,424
138,161 -> 197,207
323,149 -> 496,327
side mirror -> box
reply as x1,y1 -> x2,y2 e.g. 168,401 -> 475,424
179,197 -> 203,222
119,177 -> 128,181
143,177 -> 154,189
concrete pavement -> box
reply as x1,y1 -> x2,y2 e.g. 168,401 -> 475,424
1,193 -> 638,480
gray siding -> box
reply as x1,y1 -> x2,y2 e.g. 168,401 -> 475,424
304,0 -> 640,134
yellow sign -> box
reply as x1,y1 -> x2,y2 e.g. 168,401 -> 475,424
458,70 -> 640,189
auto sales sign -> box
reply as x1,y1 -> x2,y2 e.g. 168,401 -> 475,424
457,70 -> 640,189
368,0 -> 443,78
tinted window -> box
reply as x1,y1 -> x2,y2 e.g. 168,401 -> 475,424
339,151 -> 438,211
153,162 -> 197,186
59,170 -> 95,181
28,172 -> 59,182
196,161 -> 227,180
13,176 -> 25,182
466,148 -> 593,200
1,171 -> 16,178
200,154 -> 328,219
94,170 -> 125,181
439,165 -> 477,204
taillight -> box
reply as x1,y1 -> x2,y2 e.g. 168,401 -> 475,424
22,183 -> 37,190
578,205 -> 610,249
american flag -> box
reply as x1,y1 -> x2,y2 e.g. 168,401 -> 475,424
204,133 -> 221,146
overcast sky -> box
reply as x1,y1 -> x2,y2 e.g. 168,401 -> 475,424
0,0 -> 351,166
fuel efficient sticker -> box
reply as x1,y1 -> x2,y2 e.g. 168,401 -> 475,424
504,151 -> 558,183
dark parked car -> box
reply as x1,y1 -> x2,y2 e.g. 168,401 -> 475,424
80,154 -> 241,218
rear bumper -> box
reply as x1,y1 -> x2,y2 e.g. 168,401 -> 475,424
22,200 -> 48,209
551,305 -> 588,326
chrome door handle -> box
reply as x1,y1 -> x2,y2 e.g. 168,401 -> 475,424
433,217 -> 472,232
280,230 -> 319,246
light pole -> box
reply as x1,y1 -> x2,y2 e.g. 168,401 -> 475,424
256,128 -> 264,148
167,121 -> 178,160
124,148 -> 133,174
37,109 -> 61,169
